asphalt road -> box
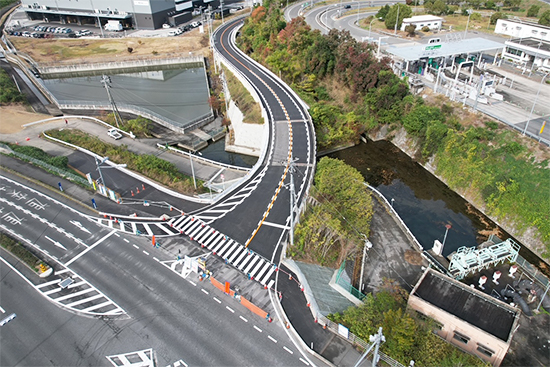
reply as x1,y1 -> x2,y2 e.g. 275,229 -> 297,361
0,175 -> 311,366
209,18 -> 316,262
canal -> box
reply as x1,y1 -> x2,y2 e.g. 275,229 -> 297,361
326,138 -> 549,274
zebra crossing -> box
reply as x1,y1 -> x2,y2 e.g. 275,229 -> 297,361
96,217 -> 180,237
36,267 -> 126,317
106,348 -> 154,367
167,215 -> 277,289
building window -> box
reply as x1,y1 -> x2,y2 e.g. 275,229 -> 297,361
453,331 -> 470,344
502,23 -> 507,27
541,32 -> 548,36
506,47 -> 523,57
476,344 -> 495,357
516,26 -> 522,30
532,30 -> 538,34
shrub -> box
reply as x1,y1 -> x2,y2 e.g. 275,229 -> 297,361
422,26 -> 430,32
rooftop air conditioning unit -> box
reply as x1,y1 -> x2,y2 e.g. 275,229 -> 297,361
95,9 -> 100,13
41,5 -> 49,9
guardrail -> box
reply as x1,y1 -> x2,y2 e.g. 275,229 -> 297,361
56,100 -> 214,135
37,55 -> 204,76
156,143 -> 251,172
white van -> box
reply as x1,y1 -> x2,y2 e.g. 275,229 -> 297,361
104,20 -> 123,32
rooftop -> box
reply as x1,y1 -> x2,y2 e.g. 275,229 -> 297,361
506,37 -> 550,54
498,17 -> 550,31
387,37 -> 504,61
411,269 -> 519,342
403,15 -> 444,23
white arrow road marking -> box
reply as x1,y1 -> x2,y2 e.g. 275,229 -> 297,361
44,236 -> 67,250
70,220 -> 91,234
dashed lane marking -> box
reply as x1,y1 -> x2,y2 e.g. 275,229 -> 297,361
201,289 -> 209,295
239,316 -> 248,323
133,244 -> 139,249
268,336 -> 277,343
300,357 -> 310,365
114,233 -> 120,237
153,257 -> 160,262
143,250 -> 149,256
283,346 -> 293,354
123,238 -> 129,243
226,306 -> 234,313
213,297 -> 221,304
0,306 -> 5,313
188,280 -> 196,286
254,325 -> 262,333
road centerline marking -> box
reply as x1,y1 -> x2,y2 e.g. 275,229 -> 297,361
143,250 -> 149,255
201,289 -> 209,295
239,316 -> 248,322
283,346 -> 293,354
213,297 -> 221,303
268,336 -> 277,343
226,306 -> 234,313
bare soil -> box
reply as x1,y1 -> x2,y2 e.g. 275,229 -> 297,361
8,31 -> 210,66
0,105 -> 50,134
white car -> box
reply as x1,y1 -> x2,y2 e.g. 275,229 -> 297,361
107,128 -> 122,140
162,23 -> 171,29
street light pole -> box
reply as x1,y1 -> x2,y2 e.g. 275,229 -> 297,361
377,36 -> 388,58
523,73 -> 548,136
464,9 -> 473,40
395,4 -> 401,34
189,150 -> 197,190
368,17 -> 375,41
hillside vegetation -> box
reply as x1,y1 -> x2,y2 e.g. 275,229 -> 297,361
237,1 -> 550,259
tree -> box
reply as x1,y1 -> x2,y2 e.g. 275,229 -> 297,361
405,24 -> 417,36
490,12 -> 508,25
376,4 -> 391,20
539,10 -> 550,26
503,0 -> 521,10
527,5 -> 540,18
384,4 -> 413,30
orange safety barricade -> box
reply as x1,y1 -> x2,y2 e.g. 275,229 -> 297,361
240,297 -> 268,319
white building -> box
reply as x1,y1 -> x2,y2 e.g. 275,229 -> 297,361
400,15 -> 443,32
18,0 -> 219,30
501,38 -> 550,72
495,18 -> 550,42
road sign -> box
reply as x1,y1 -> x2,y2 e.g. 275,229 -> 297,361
424,44 -> 442,51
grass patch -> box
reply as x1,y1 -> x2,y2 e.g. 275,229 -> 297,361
0,232 -> 47,273
46,128 -> 204,195
223,66 -> 263,124
0,69 -> 26,104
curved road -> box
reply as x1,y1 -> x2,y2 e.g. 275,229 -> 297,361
199,18 -> 316,263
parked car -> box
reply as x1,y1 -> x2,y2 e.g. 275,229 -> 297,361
344,4 -> 351,9
162,23 -> 171,29
168,29 -> 177,36
107,128 -> 122,140
190,21 -> 201,28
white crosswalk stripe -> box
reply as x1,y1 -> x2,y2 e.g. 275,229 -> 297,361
106,348 -> 154,367
96,212 -> 280,287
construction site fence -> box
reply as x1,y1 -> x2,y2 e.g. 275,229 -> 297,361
209,276 -> 269,320
335,261 -> 366,301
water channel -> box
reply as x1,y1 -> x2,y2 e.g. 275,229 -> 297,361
326,138 -> 548,274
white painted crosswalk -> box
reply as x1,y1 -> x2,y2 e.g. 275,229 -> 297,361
167,215 -> 278,287
94,213 -> 278,289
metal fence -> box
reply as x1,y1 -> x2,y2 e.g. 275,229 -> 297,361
335,261 -> 366,301
7,149 -> 91,187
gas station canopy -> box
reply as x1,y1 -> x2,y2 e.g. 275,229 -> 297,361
387,37 -> 505,62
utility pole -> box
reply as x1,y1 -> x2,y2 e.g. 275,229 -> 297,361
359,237 -> 372,293
221,0 -> 225,24
101,75 -> 123,128
394,4 -> 400,35
353,327 -> 386,367
286,158 -> 298,248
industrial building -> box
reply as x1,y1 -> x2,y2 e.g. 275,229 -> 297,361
19,0 -> 221,30
400,14 -> 443,32
501,37 -> 550,73
408,268 -> 521,367
495,18 -> 550,42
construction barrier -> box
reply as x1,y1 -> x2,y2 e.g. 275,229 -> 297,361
209,276 -> 268,319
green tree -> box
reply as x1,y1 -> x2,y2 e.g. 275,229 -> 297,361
539,10 -> 550,26
405,24 -> 416,36
402,104 -> 444,137
503,0 -> 521,10
490,11 -> 508,25
527,5 -> 540,17
376,4 -> 391,20
425,0 -> 449,15
385,4 -> 412,30
0,69 -> 25,104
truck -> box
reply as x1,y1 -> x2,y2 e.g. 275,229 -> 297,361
104,20 -> 123,32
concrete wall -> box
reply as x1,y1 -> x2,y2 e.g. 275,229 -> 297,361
225,100 -> 265,157
408,294 -> 509,367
